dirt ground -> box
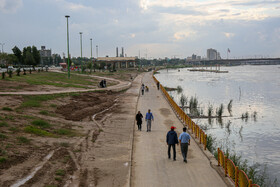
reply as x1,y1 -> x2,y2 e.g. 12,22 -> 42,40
0,88 -> 133,186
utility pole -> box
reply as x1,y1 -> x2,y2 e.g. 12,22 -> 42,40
65,15 -> 70,79
90,38 -> 93,73
0,43 -> 5,53
96,45 -> 98,58
79,32 -> 83,72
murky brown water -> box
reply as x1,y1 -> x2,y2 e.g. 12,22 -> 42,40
156,65 -> 280,182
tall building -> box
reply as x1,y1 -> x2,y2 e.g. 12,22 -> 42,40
39,46 -> 51,58
207,48 -> 221,60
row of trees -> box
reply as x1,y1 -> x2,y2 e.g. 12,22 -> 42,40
12,46 -> 40,66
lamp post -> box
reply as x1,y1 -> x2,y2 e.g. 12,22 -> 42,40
79,32 -> 83,72
0,43 -> 5,53
96,45 -> 98,58
65,15 -> 70,79
90,38 -> 93,73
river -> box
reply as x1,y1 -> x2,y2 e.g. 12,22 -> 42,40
155,65 -> 280,183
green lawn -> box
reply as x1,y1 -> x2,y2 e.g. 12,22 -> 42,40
4,72 -> 98,89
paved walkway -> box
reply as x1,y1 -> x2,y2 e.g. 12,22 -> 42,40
131,72 -> 228,187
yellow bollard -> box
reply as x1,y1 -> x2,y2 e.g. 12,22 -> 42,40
204,134 -> 207,150
218,148 -> 220,166
235,166 -> 239,187
249,179 -> 252,187
225,156 -> 228,177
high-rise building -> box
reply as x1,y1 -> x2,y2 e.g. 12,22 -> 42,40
207,48 -> 220,60
39,46 -> 51,58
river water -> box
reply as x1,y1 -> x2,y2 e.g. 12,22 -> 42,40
155,65 -> 280,182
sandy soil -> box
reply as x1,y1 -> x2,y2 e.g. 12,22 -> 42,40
0,77 -> 140,187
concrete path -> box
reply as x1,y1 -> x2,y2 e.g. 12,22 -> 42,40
131,72 -> 227,187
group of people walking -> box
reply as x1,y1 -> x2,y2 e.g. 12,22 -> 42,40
166,126 -> 190,162
137,81 -> 190,162
135,109 -> 154,132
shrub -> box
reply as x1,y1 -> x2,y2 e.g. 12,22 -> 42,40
179,94 -> 187,107
177,86 -> 183,93
0,121 -> 9,127
0,157 -> 7,163
0,133 -> 8,139
208,104 -> 213,117
2,107 -> 13,111
17,136 -> 31,144
55,169 -> 65,176
24,126 -> 53,137
39,110 -> 49,115
227,99 -> 233,114
217,104 -> 224,118
31,120 -> 51,128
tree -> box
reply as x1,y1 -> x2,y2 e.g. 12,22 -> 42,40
32,46 -> 40,65
25,51 -> 35,66
12,46 -> 22,64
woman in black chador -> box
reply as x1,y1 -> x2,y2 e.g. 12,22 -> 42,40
135,111 -> 143,131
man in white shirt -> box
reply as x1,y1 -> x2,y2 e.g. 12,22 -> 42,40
179,127 -> 191,163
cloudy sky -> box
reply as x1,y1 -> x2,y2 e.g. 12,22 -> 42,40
0,0 -> 280,59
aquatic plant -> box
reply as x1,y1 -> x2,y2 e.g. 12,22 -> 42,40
206,134 -> 216,154
227,99 -> 233,115
179,94 -> 187,107
241,112 -> 249,119
217,104 -> 224,118
208,104 -> 213,117
177,85 -> 183,93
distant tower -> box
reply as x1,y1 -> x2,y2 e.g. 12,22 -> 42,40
116,47 -> 119,57
121,47 -> 124,57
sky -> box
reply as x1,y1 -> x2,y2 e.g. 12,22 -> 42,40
0,0 -> 280,59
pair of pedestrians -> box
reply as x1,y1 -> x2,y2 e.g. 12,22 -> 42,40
135,109 -> 154,132
166,126 -> 190,162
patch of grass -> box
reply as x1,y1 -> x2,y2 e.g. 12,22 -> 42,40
60,142 -> 69,147
5,115 -> 15,120
16,136 -> 31,144
24,126 -> 53,137
39,110 -> 49,115
45,185 -> 57,187
55,169 -> 65,176
0,157 -> 7,163
20,93 -> 81,108
22,115 -> 37,120
0,133 -> 8,140
63,155 -> 71,163
0,121 -> 9,127
2,107 -> 13,111
54,129 -> 75,136
49,104 -> 57,108
54,177 -> 62,181
9,127 -> 20,132
31,120 -> 51,128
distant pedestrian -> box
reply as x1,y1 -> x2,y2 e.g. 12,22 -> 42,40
103,79 -> 107,87
145,109 -> 154,132
179,127 -> 191,163
141,84 -> 145,95
135,111 -> 143,131
157,82 -> 160,90
166,126 -> 179,161
145,86 -> 149,92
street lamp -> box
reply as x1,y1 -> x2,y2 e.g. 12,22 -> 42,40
65,15 -> 70,79
0,43 -> 5,53
79,32 -> 83,72
90,38 -> 93,73
96,45 -> 98,58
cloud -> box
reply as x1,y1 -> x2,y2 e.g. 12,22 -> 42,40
0,0 -> 22,13
224,32 -> 235,38
174,31 -> 196,41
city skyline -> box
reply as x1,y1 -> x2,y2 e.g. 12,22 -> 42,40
0,0 -> 280,59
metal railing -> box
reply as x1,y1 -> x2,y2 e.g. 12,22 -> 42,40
153,74 -> 259,187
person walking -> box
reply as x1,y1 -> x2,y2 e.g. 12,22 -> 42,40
145,109 -> 154,132
166,126 -> 179,161
141,84 -> 145,95
179,127 -> 191,163
135,111 -> 143,131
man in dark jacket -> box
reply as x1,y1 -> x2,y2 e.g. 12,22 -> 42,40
166,126 -> 179,161
135,111 -> 143,131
